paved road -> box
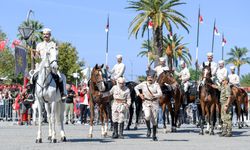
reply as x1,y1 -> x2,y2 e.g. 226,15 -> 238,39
0,121 -> 249,150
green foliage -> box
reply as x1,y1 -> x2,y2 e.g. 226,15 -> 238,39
241,73 -> 250,87
189,68 -> 201,81
136,75 -> 146,82
58,42 -> 84,83
225,46 -> 250,76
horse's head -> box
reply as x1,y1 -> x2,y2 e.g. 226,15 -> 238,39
42,47 -> 58,72
157,70 -> 176,86
202,62 -> 212,83
90,64 -> 106,92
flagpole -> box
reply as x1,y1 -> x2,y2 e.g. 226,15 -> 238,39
147,17 -> 150,65
105,15 -> 109,66
195,6 -> 201,100
222,33 -> 225,60
211,19 -> 216,53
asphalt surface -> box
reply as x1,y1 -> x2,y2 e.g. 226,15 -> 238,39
0,121 -> 249,150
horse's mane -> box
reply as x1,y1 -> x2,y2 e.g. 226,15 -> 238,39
157,70 -> 176,85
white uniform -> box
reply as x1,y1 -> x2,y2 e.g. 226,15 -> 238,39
134,81 -> 162,125
216,67 -> 228,83
35,40 -> 66,95
109,63 -> 126,80
228,74 -> 240,86
175,67 -> 190,92
36,41 -> 57,61
110,85 -> 131,123
154,65 -> 169,77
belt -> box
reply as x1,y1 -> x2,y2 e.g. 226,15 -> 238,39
115,99 -> 126,103
144,98 -> 158,101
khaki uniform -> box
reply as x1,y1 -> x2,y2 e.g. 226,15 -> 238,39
134,81 -> 162,125
219,84 -> 232,134
110,85 -> 131,123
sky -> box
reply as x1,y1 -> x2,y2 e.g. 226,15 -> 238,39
0,0 -> 250,81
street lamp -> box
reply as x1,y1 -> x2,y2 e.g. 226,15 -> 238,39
18,10 -> 35,70
73,71 -> 80,87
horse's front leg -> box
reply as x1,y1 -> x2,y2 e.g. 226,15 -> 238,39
36,100 -> 43,143
88,101 -> 94,138
162,104 -> 167,133
45,103 -> 52,141
103,105 -> 109,137
100,105 -> 105,137
58,101 -> 66,142
209,103 -> 215,135
50,102 -> 57,143
199,101 -> 205,135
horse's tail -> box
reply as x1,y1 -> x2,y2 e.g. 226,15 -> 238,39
242,89 -> 248,116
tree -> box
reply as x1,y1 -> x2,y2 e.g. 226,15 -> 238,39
240,73 -> 250,87
0,28 -> 16,84
58,42 -> 84,83
164,33 -> 191,68
189,68 -> 201,81
127,0 -> 189,66
225,46 -> 250,76
138,33 -> 191,68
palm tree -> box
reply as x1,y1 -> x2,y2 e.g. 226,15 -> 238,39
138,33 -> 191,68
225,46 -> 250,76
127,0 -> 190,66
164,33 -> 191,69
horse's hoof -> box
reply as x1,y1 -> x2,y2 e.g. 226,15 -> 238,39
205,130 -> 209,134
48,136 -> 52,141
36,138 -> 42,143
134,126 -> 138,130
52,139 -> 57,143
125,126 -> 130,130
88,134 -> 93,138
199,131 -> 204,135
210,132 -> 215,135
61,136 -> 67,142
164,128 -> 168,133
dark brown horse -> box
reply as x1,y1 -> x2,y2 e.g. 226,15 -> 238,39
125,81 -> 143,130
231,86 -> 248,128
199,63 -> 219,135
157,70 -> 183,132
88,64 -> 112,137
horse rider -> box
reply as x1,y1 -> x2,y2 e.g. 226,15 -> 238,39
134,71 -> 162,141
106,54 -> 126,81
197,52 -> 218,83
212,77 -> 233,137
30,28 -> 67,100
109,77 -> 131,139
228,66 -> 240,87
152,57 -> 169,79
216,60 -> 228,86
175,60 -> 190,104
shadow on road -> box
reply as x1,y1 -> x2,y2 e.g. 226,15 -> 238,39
161,139 -> 189,142
68,138 -> 114,143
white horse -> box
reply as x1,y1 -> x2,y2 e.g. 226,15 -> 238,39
35,48 -> 66,143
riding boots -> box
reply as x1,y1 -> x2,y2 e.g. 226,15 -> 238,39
146,120 -> 151,137
59,81 -> 67,100
152,125 -> 158,141
112,122 -> 119,138
119,122 -> 124,139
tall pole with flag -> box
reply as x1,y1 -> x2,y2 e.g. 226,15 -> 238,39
105,15 -> 109,66
147,18 -> 153,65
211,19 -> 216,53
222,33 -> 226,60
195,6 -> 202,99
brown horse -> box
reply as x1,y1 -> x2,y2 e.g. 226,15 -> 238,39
88,64 -> 112,137
157,70 -> 183,132
199,63 -> 219,135
231,86 -> 248,128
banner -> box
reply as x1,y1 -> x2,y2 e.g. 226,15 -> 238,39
15,46 -> 27,75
